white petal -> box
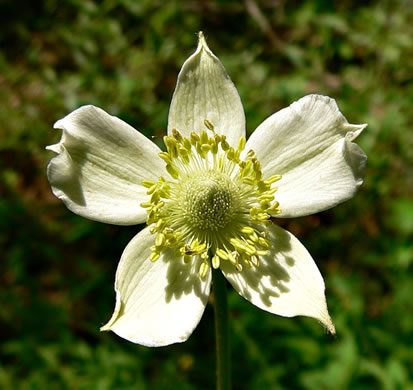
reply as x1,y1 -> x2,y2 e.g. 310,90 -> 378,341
221,224 -> 335,334
47,105 -> 165,225
168,32 -> 246,147
246,94 -> 367,217
101,227 -> 212,346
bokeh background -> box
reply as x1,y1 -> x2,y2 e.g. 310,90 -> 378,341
1,0 -> 413,389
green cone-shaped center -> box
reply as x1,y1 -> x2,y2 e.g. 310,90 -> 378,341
181,170 -> 239,232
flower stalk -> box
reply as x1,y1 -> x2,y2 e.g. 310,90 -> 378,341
213,268 -> 231,390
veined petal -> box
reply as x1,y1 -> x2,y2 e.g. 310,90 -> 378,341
47,105 -> 165,225
245,94 -> 367,217
101,227 -> 212,346
221,224 -> 335,334
168,32 -> 246,146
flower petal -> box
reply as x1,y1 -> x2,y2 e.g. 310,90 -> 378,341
101,227 -> 212,346
168,32 -> 246,146
47,105 -> 165,225
245,94 -> 367,217
221,223 -> 335,334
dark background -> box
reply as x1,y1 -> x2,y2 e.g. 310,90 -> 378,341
1,0 -> 413,389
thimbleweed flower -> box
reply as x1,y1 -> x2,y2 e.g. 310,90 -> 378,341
47,32 -> 367,346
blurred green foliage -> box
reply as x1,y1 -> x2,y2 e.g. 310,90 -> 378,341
1,0 -> 413,389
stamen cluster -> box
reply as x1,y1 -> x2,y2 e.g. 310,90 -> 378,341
141,121 -> 282,278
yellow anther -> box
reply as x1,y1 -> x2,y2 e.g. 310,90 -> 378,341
249,207 -> 260,216
183,138 -> 192,151
155,233 -> 166,247
204,119 -> 215,132
201,144 -> 211,153
195,243 -> 207,252
200,131 -> 208,145
227,251 -> 238,265
150,252 -> 160,262
146,184 -> 158,195
190,240 -> 199,249
259,194 -> 275,203
199,261 -> 210,279
172,128 -> 183,142
254,170 -> 263,181
151,191 -> 161,204
249,231 -> 259,242
244,244 -> 257,256
256,213 -> 270,222
241,226 -> 255,235
256,250 -> 269,256
244,159 -> 252,171
159,152 -> 171,164
212,255 -> 220,269
267,202 -> 281,214
230,238 -> 245,251
178,147 -> 188,156
251,255 -> 260,267
258,237 -> 270,249
156,218 -> 166,230
166,164 -> 179,179
237,136 -> 246,151
216,249 -> 229,260
245,259 -> 253,268
163,135 -> 173,149
190,132 -> 200,144
167,236 -> 178,247
142,180 -> 156,188
266,187 -> 278,195
253,160 -> 262,171
140,202 -> 152,208
164,136 -> 178,157
265,175 -> 282,184
242,177 -> 255,185
221,139 -> 229,151
158,188 -> 170,198
234,149 -> 240,162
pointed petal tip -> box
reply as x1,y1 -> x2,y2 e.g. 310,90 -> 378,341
197,31 -> 209,51
196,31 -> 212,57
322,315 -> 336,336
100,292 -> 122,332
198,31 -> 205,42
345,122 -> 368,141
53,118 -> 63,130
45,143 -> 59,153
99,323 -> 111,332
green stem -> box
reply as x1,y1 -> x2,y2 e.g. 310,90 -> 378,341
212,269 -> 231,390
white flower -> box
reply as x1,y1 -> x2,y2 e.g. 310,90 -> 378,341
47,32 -> 367,347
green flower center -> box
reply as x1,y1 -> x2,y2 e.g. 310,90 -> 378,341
180,170 -> 238,231
141,121 -> 282,278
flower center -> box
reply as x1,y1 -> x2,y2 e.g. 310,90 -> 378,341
141,121 -> 282,278
181,170 -> 237,231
